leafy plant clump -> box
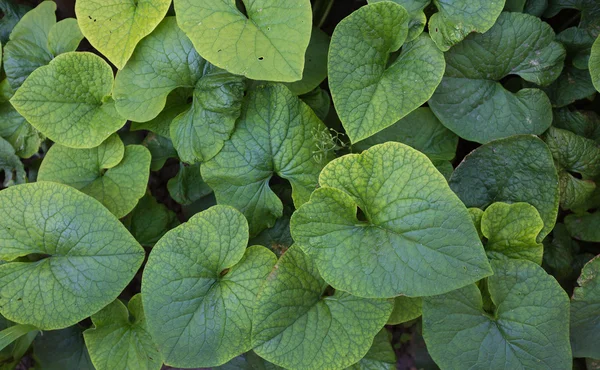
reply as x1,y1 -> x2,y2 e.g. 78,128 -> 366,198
1,0 -> 600,369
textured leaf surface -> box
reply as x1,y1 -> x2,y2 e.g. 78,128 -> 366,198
167,163 -> 213,206
0,2 -> 29,44
47,18 -> 83,56
368,0 -> 428,41
449,135 -> 559,241
0,182 -> 145,329
123,194 -> 179,247
570,256 -> 600,358
0,136 -> 25,187
387,297 -> 422,325
113,18 -> 245,163
422,259 -> 572,370
38,136 -> 151,218
591,35 -> 600,92
33,326 -> 94,370
429,12 -> 565,143
75,0 -> 171,69
542,64 -> 596,107
202,84 -> 333,235
346,329 -> 396,370
565,211 -> 600,242
142,206 -> 276,367
553,108 -> 600,141
481,202 -> 544,264
11,52 -> 125,148
83,294 -> 162,370
252,246 -> 392,370
291,142 -> 491,298
174,0 -> 312,82
284,28 -> 329,95
329,2 -> 444,143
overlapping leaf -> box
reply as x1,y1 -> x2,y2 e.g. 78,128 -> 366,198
570,256 -> 600,358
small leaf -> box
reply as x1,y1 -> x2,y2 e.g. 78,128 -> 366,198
0,324 -> 38,352
174,0 -> 312,82
368,0 -> 428,41
346,329 -> 396,370
291,142 -> 492,298
75,0 -> 171,69
0,1 -> 30,44
202,83 -> 334,235
83,294 -> 163,370
33,326 -> 94,370
284,28 -> 330,95
142,205 -> 277,367
591,34 -> 600,92
328,2 -> 445,143
543,223 -> 578,281
541,64 -> 596,107
449,135 -> 559,241
142,133 -> 178,171
0,182 -> 145,329
429,12 -> 565,143
387,297 -> 422,325
167,163 -> 213,206
11,52 -> 126,149
38,135 -> 151,218
0,136 -> 26,187
570,256 -> 600,359
565,211 -> 600,242
553,108 -> 600,141
123,194 -> 179,247
47,18 -> 83,56
422,259 -> 572,370
252,245 -> 393,370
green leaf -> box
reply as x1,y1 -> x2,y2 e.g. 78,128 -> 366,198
481,202 -> 544,264
113,18 -> 246,163
249,205 -> 293,258
429,12 -> 565,143
142,133 -> 178,171
387,296 -> 422,325
0,136 -> 25,187
541,64 -> 596,107
422,259 -> 572,370
300,87 -> 330,121
202,83 -> 334,235
130,88 -> 191,138
252,245 -> 393,370
557,168 -> 596,211
328,2 -> 445,143
0,324 -> 38,352
142,205 -> 277,367
591,34 -> 600,92
353,107 -> 458,161
283,28 -> 330,95
167,163 -> 213,206
543,223 -> 578,281
174,0 -> 312,82
570,256 -> 600,358
75,0 -> 171,69
290,142 -> 492,298
545,0 -> 600,36
544,126 -> 600,176
47,19 -> 83,56
38,136 -> 151,218
11,52 -> 125,149
123,193 -> 179,247
556,26 -> 596,70
368,0 -> 428,41
449,135 -> 559,241
0,182 -> 145,329
217,351 -> 282,370
565,211 -> 600,242
83,294 -> 163,370
553,108 -> 600,141
0,2 -> 30,44
346,329 -> 396,370
33,326 -> 94,370
468,207 -> 484,239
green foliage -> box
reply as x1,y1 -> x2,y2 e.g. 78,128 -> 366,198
570,256 -> 600,358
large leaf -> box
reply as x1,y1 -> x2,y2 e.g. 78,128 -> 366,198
449,135 -> 559,241
75,0 -> 171,69
328,2 -> 445,143
252,245 -> 393,370
0,182 -> 145,329
174,0 -> 312,82
202,83 -> 334,235
113,18 -> 245,163
11,52 -> 125,149
367,0 -> 428,41
429,12 -> 565,143
570,256 -> 600,358
142,205 -> 277,367
0,136 -> 25,187
83,294 -> 163,370
592,34 -> 600,92
291,142 -> 492,298
422,259 -> 572,370
33,326 -> 94,370
37,135 -> 151,218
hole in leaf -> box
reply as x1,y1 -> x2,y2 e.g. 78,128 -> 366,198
356,207 -> 368,222
220,268 -> 230,277
321,285 -> 335,298
27,253 -> 52,262
235,0 -> 249,18
258,57 -> 264,61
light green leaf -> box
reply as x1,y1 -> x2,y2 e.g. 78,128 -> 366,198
11,52 -> 125,149
544,126 -> 600,176
346,329 -> 396,370
449,135 -> 559,241
291,142 -> 492,298
47,19 -> 83,56
353,107 -> 458,161
0,136 -> 25,187
591,34 -> 600,92
142,133 -> 178,171
387,297 -> 422,325
123,193 -> 179,247
565,211 -> 600,242
75,0 -> 171,69
541,64 -> 596,107
284,28 -> 330,95
83,294 -> 163,370
252,245 -> 393,370
557,168 -> 596,211
33,326 -> 94,370
328,2 -> 445,143
113,17 -> 245,163
422,259 -> 572,370
481,202 -> 544,264
570,256 -> 600,358
174,0 -> 312,82
368,0 -> 428,41
38,136 -> 151,218
142,205 -> 277,367
429,12 -> 565,143
469,207 -> 484,239
0,182 -> 145,329
202,83 -> 334,235
167,163 -> 213,206
0,324 -> 38,352
130,88 -> 191,138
